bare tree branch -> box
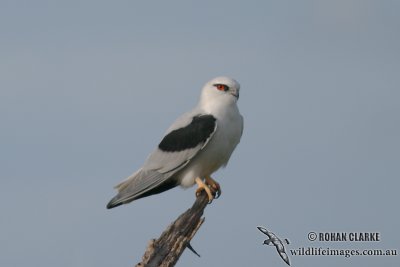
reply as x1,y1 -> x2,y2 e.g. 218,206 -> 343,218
135,191 -> 211,267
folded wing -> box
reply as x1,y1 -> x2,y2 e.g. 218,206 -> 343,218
106,114 -> 217,208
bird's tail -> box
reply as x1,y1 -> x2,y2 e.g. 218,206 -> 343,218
106,196 -> 123,209
106,170 -> 141,209
106,168 -> 177,209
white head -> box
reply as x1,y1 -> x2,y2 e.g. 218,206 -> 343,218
199,76 -> 240,111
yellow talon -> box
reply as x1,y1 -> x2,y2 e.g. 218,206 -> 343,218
195,177 -> 214,203
205,176 -> 221,198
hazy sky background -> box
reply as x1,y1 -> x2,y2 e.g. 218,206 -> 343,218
1,1 -> 399,267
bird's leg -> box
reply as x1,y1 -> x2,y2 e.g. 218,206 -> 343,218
205,176 -> 221,198
195,177 -> 214,203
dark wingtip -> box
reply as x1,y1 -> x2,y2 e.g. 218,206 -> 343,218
106,198 -> 123,209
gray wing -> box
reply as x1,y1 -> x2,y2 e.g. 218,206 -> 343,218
258,227 -> 291,266
106,113 -> 217,209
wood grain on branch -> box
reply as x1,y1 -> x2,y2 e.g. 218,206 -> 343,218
135,191 -> 211,267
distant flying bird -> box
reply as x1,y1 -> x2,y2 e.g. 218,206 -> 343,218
257,226 -> 291,266
107,77 -> 243,209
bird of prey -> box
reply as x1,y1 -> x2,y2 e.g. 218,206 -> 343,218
106,76 -> 243,209
257,226 -> 291,266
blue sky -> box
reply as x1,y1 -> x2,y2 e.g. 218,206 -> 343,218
1,1 -> 399,266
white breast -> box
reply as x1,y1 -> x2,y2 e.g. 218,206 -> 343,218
178,101 -> 243,187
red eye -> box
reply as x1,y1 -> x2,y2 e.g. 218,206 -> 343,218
215,84 -> 228,91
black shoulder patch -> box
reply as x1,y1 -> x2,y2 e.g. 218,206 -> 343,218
158,115 -> 216,152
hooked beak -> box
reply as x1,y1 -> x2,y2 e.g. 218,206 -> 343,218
230,89 -> 239,99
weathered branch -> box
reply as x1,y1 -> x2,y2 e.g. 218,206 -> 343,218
135,191 -> 211,267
